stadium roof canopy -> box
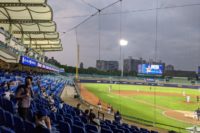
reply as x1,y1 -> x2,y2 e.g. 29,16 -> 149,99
0,0 -> 62,52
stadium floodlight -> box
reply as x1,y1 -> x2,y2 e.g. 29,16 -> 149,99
119,39 -> 128,77
119,39 -> 128,46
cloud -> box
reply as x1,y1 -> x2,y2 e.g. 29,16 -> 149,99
46,0 -> 200,70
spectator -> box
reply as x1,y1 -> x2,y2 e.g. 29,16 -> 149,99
1,81 -> 7,91
107,104 -> 111,114
2,89 -> 13,101
41,87 -> 47,98
111,106 -> 114,113
83,109 -> 90,121
59,101 -> 64,109
197,96 -> 199,103
1,81 -> 13,100
114,110 -> 122,124
6,81 -> 11,90
25,48 -> 29,56
34,110 -> 51,133
50,105 -> 57,113
89,112 -> 100,131
196,108 -> 200,121
48,94 -> 55,105
75,103 -> 82,116
15,76 -> 33,120
37,79 -> 41,95
97,100 -> 102,111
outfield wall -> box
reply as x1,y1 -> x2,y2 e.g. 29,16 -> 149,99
79,79 -> 200,89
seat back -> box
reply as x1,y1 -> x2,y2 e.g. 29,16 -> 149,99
72,125 -> 86,133
13,115 -> 25,133
85,124 -> 98,132
73,116 -> 81,122
0,126 -> 15,133
56,114 -> 64,122
74,120 -> 84,127
80,116 -> 88,124
24,121 -> 35,133
4,111 -> 14,129
64,117 -> 73,126
101,128 -> 113,133
58,121 -> 71,133
113,128 -> 125,133
0,108 -> 5,125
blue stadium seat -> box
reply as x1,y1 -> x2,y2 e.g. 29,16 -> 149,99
85,124 -> 98,132
13,115 -> 25,133
100,121 -> 106,126
73,116 -> 81,122
0,108 -> 5,125
101,125 -> 111,130
0,97 -> 3,107
49,112 -> 57,123
151,131 -> 158,133
0,126 -> 15,133
4,111 -> 14,129
87,130 -> 98,133
140,128 -> 150,133
56,114 -> 64,122
113,121 -> 120,126
80,116 -> 88,124
122,123 -> 129,128
24,121 -> 35,133
64,117 -> 73,127
70,110 -> 76,116
72,125 -> 86,133
74,120 -> 84,128
65,114 -> 73,120
113,128 -> 125,133
131,125 -> 140,131
101,128 -> 113,133
118,127 -> 131,133
58,121 -> 71,133
57,109 -> 64,115
105,119 -> 111,124
108,124 -> 117,131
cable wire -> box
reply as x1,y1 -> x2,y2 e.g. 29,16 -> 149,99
60,1 -> 200,38
98,11 -> 101,61
154,0 -> 158,126
81,0 -> 100,11
56,2 -> 200,20
61,0 -> 121,37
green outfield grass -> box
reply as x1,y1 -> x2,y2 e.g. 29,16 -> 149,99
82,83 -> 200,132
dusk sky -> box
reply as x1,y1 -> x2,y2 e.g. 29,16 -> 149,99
47,0 -> 200,71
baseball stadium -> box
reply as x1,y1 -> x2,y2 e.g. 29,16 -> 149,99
0,0 -> 200,133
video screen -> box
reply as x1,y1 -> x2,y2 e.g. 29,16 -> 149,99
138,64 -> 164,76
198,66 -> 200,74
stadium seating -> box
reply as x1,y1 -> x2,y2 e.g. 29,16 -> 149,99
0,71 -> 159,133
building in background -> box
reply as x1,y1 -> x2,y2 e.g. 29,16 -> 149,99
96,60 -> 119,71
123,57 -> 146,73
123,57 -> 165,73
165,64 -> 174,71
46,57 -> 61,67
80,62 -> 84,69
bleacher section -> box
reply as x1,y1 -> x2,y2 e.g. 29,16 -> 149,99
0,71 -> 159,133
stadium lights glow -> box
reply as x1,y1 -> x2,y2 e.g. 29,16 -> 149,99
119,39 -> 128,46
